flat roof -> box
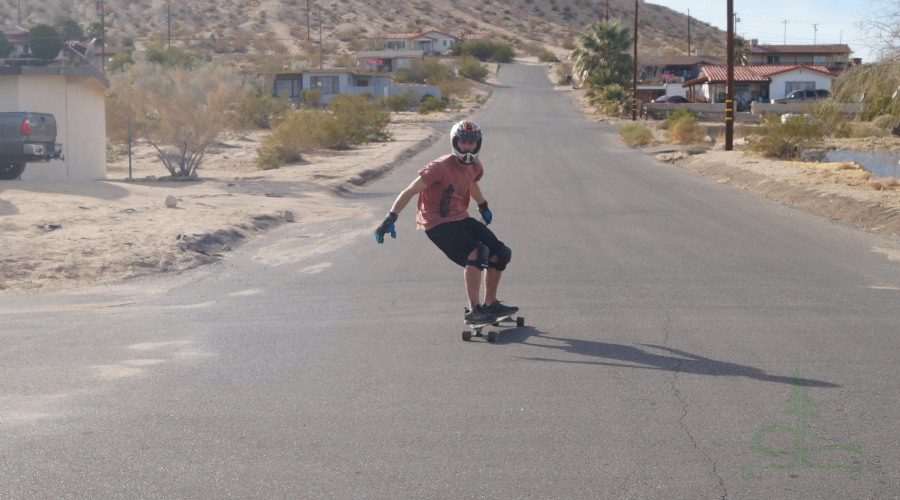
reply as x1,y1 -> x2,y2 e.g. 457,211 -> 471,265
0,65 -> 110,88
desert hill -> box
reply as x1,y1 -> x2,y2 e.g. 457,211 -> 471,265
2,0 -> 726,68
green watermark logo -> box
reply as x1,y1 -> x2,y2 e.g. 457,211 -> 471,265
740,364 -> 863,480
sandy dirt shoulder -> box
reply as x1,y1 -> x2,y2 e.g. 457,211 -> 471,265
0,82 -> 497,294
544,61 -> 900,239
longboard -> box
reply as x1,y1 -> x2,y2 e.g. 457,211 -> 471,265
462,314 -> 525,342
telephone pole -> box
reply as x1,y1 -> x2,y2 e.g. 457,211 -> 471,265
687,9 -> 691,56
631,0 -> 638,120
307,0 -> 310,40
318,6 -> 323,69
167,4 -> 171,47
782,20 -> 788,45
725,0 -> 734,150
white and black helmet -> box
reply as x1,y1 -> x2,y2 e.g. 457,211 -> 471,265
450,120 -> 482,165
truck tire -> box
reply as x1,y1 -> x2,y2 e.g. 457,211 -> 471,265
0,163 -> 26,180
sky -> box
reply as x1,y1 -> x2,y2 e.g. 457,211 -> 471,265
650,0 -> 879,62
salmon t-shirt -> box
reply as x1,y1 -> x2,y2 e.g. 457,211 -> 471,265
415,154 -> 484,230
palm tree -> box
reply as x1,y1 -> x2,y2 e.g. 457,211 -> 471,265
569,21 -> 633,88
733,35 -> 748,65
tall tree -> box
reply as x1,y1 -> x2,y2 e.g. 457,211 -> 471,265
0,31 -> 11,58
29,25 -> 63,61
53,15 -> 84,42
569,21 -> 633,88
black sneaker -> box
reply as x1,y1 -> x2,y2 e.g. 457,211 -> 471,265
482,301 -> 519,318
464,305 -> 497,326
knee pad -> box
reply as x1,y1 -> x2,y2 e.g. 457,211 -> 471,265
489,245 -> 512,271
466,244 -> 490,270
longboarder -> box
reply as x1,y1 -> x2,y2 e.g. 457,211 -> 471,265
374,120 -> 518,327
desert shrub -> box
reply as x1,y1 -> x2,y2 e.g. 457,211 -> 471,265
144,42 -> 195,69
300,89 -> 323,106
358,91 -> 374,101
458,56 -> 489,82
745,115 -> 825,159
666,107 -> 698,129
664,107 -> 704,144
107,51 -> 134,73
234,87 -> 290,129
394,58 -> 456,85
618,123 -> 653,146
110,59 -> 246,177
873,114 -> 897,129
588,83 -> 629,116
257,109 -> 330,164
326,94 -> 391,148
825,63 -> 900,121
436,78 -> 471,100
418,95 -> 448,114
538,51 -> 558,63
832,121 -> 888,139
460,39 -> 515,62
385,93 -> 410,112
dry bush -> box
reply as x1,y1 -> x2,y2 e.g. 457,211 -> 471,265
257,110 -> 330,165
618,123 -> 653,146
665,108 -> 705,144
110,58 -> 247,177
744,115 -> 825,159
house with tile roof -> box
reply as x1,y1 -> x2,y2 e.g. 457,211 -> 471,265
379,30 -> 485,55
746,41 -> 853,72
682,64 -> 837,106
639,55 -> 725,82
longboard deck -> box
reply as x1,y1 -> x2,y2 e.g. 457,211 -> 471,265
462,314 -> 525,342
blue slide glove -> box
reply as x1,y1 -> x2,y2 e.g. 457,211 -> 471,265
375,212 -> 398,243
478,201 -> 492,225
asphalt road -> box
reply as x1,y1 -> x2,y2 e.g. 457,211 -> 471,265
2,62 -> 900,499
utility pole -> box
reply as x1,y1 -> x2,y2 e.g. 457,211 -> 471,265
17,0 -> 20,26
307,0 -> 310,40
605,0 -> 609,22
725,0 -> 734,150
812,23 -> 818,46
782,20 -> 788,45
318,6 -> 323,69
100,0 -> 106,74
632,0 -> 638,120
167,4 -> 171,47
687,9 -> 691,56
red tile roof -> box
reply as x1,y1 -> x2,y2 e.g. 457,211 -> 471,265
682,64 -> 835,87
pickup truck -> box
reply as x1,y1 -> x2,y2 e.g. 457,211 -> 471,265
0,112 -> 64,180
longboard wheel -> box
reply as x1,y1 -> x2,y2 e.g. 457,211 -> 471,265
516,317 -> 525,327
487,331 -> 498,342
462,330 -> 472,341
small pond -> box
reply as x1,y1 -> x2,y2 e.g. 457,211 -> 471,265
804,150 -> 900,179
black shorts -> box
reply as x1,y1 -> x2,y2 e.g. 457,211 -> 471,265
425,218 -> 506,268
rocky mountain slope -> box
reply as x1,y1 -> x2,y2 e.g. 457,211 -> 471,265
3,0 -> 726,66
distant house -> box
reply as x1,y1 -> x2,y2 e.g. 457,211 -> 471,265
355,50 -> 425,73
640,55 -> 724,82
682,64 -> 837,105
2,27 -> 30,57
0,65 -> 109,181
746,41 -> 853,73
378,30 -> 486,55
274,69 -> 394,104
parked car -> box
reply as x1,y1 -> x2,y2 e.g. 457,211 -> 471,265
772,89 -> 830,104
652,95 -> 690,104
0,112 -> 63,180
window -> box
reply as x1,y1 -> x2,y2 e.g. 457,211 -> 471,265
767,55 -> 780,63
785,81 -> 815,95
311,76 -> 340,94
274,76 -> 302,99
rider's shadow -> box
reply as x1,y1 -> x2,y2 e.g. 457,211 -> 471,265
514,334 -> 839,388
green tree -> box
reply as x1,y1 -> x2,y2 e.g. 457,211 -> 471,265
86,21 -> 103,40
53,15 -> 84,42
733,35 -> 748,65
460,39 -> 515,63
144,42 -> 195,69
569,21 -> 633,88
29,25 -> 64,61
458,56 -> 489,81
0,31 -> 11,58
107,50 -> 134,73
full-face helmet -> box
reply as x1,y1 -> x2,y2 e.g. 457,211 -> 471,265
450,120 -> 482,165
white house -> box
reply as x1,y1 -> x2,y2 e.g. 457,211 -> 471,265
1,27 -> 30,58
766,66 -> 836,100
683,64 -> 836,105
0,66 -> 109,181
378,30 -> 486,55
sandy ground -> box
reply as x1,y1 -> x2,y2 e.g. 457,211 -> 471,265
7,60 -> 896,294
0,79 -> 496,294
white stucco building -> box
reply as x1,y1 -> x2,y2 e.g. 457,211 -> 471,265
0,66 -> 109,181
